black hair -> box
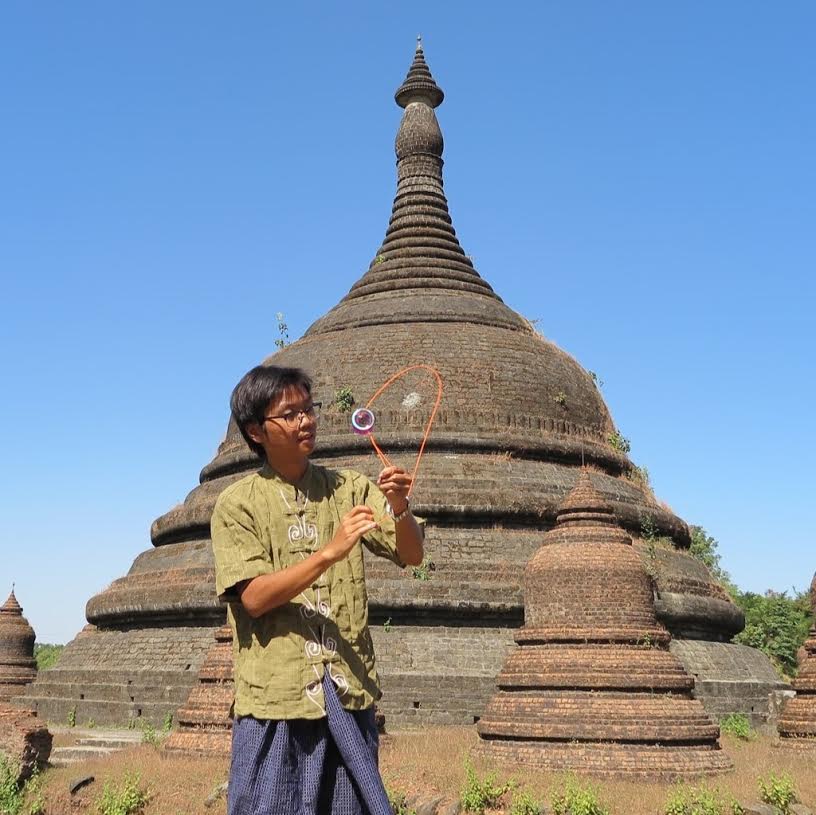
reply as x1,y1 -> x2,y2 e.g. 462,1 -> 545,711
230,365 -> 313,458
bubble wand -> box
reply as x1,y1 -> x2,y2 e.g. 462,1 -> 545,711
350,364 -> 443,498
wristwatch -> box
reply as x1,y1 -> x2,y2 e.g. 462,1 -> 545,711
388,499 -> 412,523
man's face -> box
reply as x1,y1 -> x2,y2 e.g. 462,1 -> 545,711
250,385 -> 317,461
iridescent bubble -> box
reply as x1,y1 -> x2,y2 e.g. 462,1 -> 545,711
351,407 -> 376,435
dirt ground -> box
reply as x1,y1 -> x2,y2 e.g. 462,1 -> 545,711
29,729 -> 816,814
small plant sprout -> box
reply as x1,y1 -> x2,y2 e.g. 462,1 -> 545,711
411,558 -> 436,581
663,783 -> 733,815
274,311 -> 289,349
553,391 -> 567,407
628,464 -> 650,488
385,786 -> 412,815
757,771 -> 798,815
141,720 -> 160,748
719,713 -> 755,741
550,774 -> 609,815
607,429 -> 631,454
460,758 -> 512,813
95,772 -> 150,815
333,386 -> 355,413
511,788 -> 544,815
383,617 -> 392,633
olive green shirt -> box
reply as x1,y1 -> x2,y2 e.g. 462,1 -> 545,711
211,461 -> 408,720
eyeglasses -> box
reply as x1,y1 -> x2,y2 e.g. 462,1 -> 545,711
263,402 -> 322,428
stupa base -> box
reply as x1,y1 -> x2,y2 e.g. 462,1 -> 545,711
474,738 -> 733,780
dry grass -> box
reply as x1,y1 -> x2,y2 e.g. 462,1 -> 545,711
40,745 -> 228,815
379,729 -> 816,813
32,729 -> 815,814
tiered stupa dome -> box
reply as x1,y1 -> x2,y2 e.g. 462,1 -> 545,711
778,572 -> 816,744
24,42 -> 768,728
0,590 -> 38,703
476,472 -> 732,778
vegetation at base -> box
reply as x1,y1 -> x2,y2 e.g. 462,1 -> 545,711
139,722 -> 162,748
95,772 -> 149,815
733,589 -> 811,678
550,775 -> 609,815
0,754 -> 23,815
460,759 -> 512,813
67,706 -> 77,728
663,783 -> 743,815
685,525 -> 812,679
32,643 -> 63,671
385,786 -> 415,815
718,713 -> 756,741
510,788 -> 545,815
0,756 -> 45,815
161,712 -> 173,733
757,772 -> 798,815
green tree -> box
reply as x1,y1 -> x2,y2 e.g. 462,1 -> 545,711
733,589 -> 812,677
688,526 -> 735,591
33,643 -> 64,671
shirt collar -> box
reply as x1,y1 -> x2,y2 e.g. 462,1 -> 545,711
260,459 -> 313,492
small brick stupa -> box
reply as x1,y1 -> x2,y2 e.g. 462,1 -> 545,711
0,589 -> 37,704
163,625 -> 232,757
476,472 -> 731,778
777,572 -> 816,745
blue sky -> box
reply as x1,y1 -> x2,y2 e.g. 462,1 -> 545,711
2,2 -> 814,644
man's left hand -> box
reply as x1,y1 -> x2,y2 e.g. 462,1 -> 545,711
376,466 -> 412,514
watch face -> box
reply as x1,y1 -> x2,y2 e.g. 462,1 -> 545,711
351,407 -> 376,435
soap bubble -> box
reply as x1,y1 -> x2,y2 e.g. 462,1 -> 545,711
351,407 -> 376,436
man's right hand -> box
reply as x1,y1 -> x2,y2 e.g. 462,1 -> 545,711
322,506 -> 379,565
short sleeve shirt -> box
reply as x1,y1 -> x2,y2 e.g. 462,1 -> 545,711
211,461 -> 410,720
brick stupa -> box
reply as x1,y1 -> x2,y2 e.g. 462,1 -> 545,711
0,590 -> 37,704
476,472 -> 732,778
23,42 -> 781,729
163,625 -> 232,757
777,573 -> 816,745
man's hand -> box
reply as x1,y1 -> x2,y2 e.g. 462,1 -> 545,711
322,506 -> 379,565
376,466 -> 412,514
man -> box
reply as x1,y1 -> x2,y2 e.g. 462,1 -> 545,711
211,365 -> 424,814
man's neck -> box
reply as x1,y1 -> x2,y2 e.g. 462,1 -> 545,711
266,455 -> 309,485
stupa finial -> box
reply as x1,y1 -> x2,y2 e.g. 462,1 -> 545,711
395,38 -> 444,109
2,588 -> 22,614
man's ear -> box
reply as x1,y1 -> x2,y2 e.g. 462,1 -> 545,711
245,422 -> 265,446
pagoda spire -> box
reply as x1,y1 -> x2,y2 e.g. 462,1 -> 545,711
305,39 -> 531,335
343,40 -> 498,302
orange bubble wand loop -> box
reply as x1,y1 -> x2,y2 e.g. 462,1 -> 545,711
350,365 -> 443,498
